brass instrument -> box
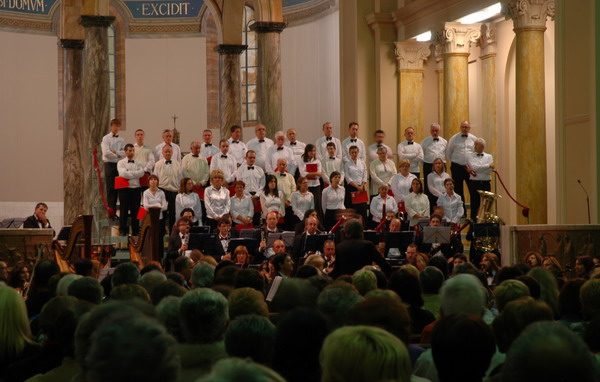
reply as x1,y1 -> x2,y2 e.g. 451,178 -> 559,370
53,215 -> 93,273
473,190 -> 502,252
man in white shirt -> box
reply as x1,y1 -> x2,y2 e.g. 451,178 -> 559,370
209,139 -> 237,184
467,138 -> 494,221
153,145 -> 182,231
200,129 -> 219,161
341,122 -> 366,161
133,129 -> 155,188
227,125 -> 247,167
154,129 -> 182,163
367,129 -> 394,161
246,124 -> 273,171
265,131 -> 296,175
285,128 -> 306,173
446,120 -> 477,213
234,150 -> 266,196
321,142 -> 345,185
181,140 -> 210,187
117,144 -> 145,236
101,118 -> 125,214
421,123 -> 447,194
316,121 -> 342,160
397,126 -> 424,178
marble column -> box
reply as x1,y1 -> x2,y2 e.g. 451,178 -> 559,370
251,21 -> 286,137
217,44 -> 246,139
441,22 -> 481,137
433,42 -> 444,127
80,15 -> 114,223
61,39 -> 85,224
506,0 -> 555,224
394,41 -> 431,138
479,23 -> 497,155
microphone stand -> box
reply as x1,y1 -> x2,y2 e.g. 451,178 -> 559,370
577,179 -> 591,224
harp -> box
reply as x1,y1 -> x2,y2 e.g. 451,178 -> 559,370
53,215 -> 93,272
128,207 -> 162,266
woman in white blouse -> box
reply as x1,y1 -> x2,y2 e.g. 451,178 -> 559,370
260,174 -> 285,220
427,157 -> 451,211
142,174 -> 168,234
437,178 -> 464,224
204,169 -> 231,230
404,178 -> 430,227
389,159 -> 417,205
321,171 -> 346,230
230,180 -> 254,228
369,184 -> 398,227
369,146 -> 397,196
291,177 -> 315,223
343,145 -> 368,220
299,144 -> 323,214
175,177 -> 202,225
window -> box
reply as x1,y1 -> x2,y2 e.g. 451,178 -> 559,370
108,24 -> 117,120
241,5 -> 258,122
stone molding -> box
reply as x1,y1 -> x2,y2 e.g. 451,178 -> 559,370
60,38 -> 85,49
250,21 -> 286,33
216,44 -> 248,55
504,0 -> 555,31
479,22 -> 497,57
80,15 -> 115,28
283,0 -> 336,27
394,41 -> 431,71
441,22 -> 481,55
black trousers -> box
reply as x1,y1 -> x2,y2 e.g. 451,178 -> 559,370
104,162 -> 119,212
450,162 -> 469,214
309,185 -> 323,222
118,187 -> 141,236
468,180 -> 491,221
161,189 -> 177,235
423,162 -> 433,196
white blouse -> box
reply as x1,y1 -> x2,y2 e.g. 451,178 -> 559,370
230,195 -> 254,224
321,185 -> 346,212
404,192 -> 430,226
142,188 -> 168,219
260,190 -> 285,218
369,195 -> 398,222
437,192 -> 464,224
291,190 -> 315,220
175,192 -> 202,224
299,159 -> 323,188
389,173 -> 417,203
343,158 -> 368,186
427,171 -> 451,197
369,159 -> 397,195
204,186 -> 230,220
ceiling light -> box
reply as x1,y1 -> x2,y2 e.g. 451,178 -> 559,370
457,2 -> 502,24
413,30 -> 432,42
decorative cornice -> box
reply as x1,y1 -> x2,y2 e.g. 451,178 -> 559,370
283,0 -> 336,27
80,15 -> 115,28
366,12 -> 394,30
250,21 -> 286,33
216,44 -> 248,55
0,15 -> 53,32
129,22 -> 201,34
60,39 -> 85,49
394,41 -> 431,71
441,22 -> 481,55
504,0 -> 555,31
432,39 -> 444,69
479,23 -> 497,56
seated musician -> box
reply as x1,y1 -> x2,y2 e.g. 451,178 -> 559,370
416,214 -> 464,259
436,178 -> 464,225
23,202 -> 51,229
291,216 -> 321,263
322,239 -> 336,275
294,209 -> 325,236
369,184 -> 398,229
166,218 -> 191,267
230,180 -> 254,230
258,212 -> 283,260
170,208 -> 198,236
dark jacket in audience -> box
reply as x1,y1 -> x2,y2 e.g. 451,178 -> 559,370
330,239 -> 391,278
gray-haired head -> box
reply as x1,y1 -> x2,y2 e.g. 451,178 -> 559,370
179,288 -> 229,344
440,274 -> 486,317
191,262 -> 215,289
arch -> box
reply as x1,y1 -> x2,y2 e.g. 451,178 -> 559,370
252,0 -> 283,22
201,0 -> 224,44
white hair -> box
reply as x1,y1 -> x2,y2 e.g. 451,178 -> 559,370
440,274 -> 486,317
275,130 -> 285,138
475,137 -> 486,146
56,274 -> 82,296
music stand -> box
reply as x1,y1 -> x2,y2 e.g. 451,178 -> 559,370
304,233 -> 335,254
227,238 -> 259,255
364,230 -> 381,244
267,232 -> 296,248
190,226 -> 210,234
188,233 -> 225,259
239,228 -> 261,240
56,226 -> 72,241
423,226 -> 452,244
383,231 -> 415,257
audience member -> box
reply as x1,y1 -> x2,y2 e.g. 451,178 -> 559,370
224,314 -> 276,366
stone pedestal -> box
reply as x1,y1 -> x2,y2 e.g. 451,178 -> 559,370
506,0 -> 555,224
394,41 -> 430,137
479,23 -> 497,155
217,44 -> 246,138
61,39 -> 85,224
80,15 -> 114,222
251,21 -> 286,137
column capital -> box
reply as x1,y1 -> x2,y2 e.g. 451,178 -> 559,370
393,41 -> 431,71
504,0 -> 555,31
60,39 -> 85,49
216,44 -> 248,55
439,22 -> 481,55
250,21 -> 286,33
80,15 -> 114,28
479,23 -> 497,57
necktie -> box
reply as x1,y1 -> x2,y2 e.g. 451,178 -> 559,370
477,153 -> 484,157
205,143 -> 212,147
280,173 -> 286,177
128,160 -> 134,163
165,160 -> 172,164
329,157 -> 335,160
461,134 -> 468,138
326,137 -> 332,141
259,139 -> 265,143
192,154 -> 199,157
232,141 -> 239,144
350,139 -> 357,143
112,134 -> 119,138
221,155 -> 228,158
248,166 -> 254,170
377,143 -> 382,148
277,147 -> 283,151
407,141 -> 414,145
382,198 -> 387,218
433,138 -> 439,142
290,141 -> 297,146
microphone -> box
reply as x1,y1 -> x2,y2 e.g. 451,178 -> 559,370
577,179 -> 591,224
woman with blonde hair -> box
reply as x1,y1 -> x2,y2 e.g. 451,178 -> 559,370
204,169 -> 231,230
320,325 -> 412,382
175,177 -> 202,226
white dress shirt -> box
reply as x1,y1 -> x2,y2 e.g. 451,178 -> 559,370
369,159 -> 397,195
200,143 -> 219,160
101,133 -> 125,163
437,192 -> 464,224
246,137 -> 274,170
321,185 -> 346,212
230,194 -> 254,224
265,145 -> 296,175
291,190 -> 315,220
276,172 -> 296,203
133,143 -> 155,173
404,192 -> 430,225
421,136 -> 448,164
204,186 -> 230,220
285,140 -> 306,168
154,142 -> 182,163
227,138 -> 248,166
117,158 -> 145,188
341,137 -> 366,161
367,143 -> 394,161
298,159 -> 322,188
446,132 -> 477,165
260,190 -> 285,218
427,171 -> 451,197
389,173 -> 417,203
153,159 -> 182,193
175,192 -> 202,224
343,158 -> 368,186
316,136 -> 342,160
142,188 -> 168,218
468,152 -> 494,181
369,195 -> 398,222
321,157 -> 345,185
397,140 -> 424,173
210,154 -> 237,183
234,164 -> 266,195
181,153 -> 210,186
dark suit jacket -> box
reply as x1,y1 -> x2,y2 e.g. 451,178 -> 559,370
23,215 -> 51,229
331,238 -> 391,278
167,232 -> 185,259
